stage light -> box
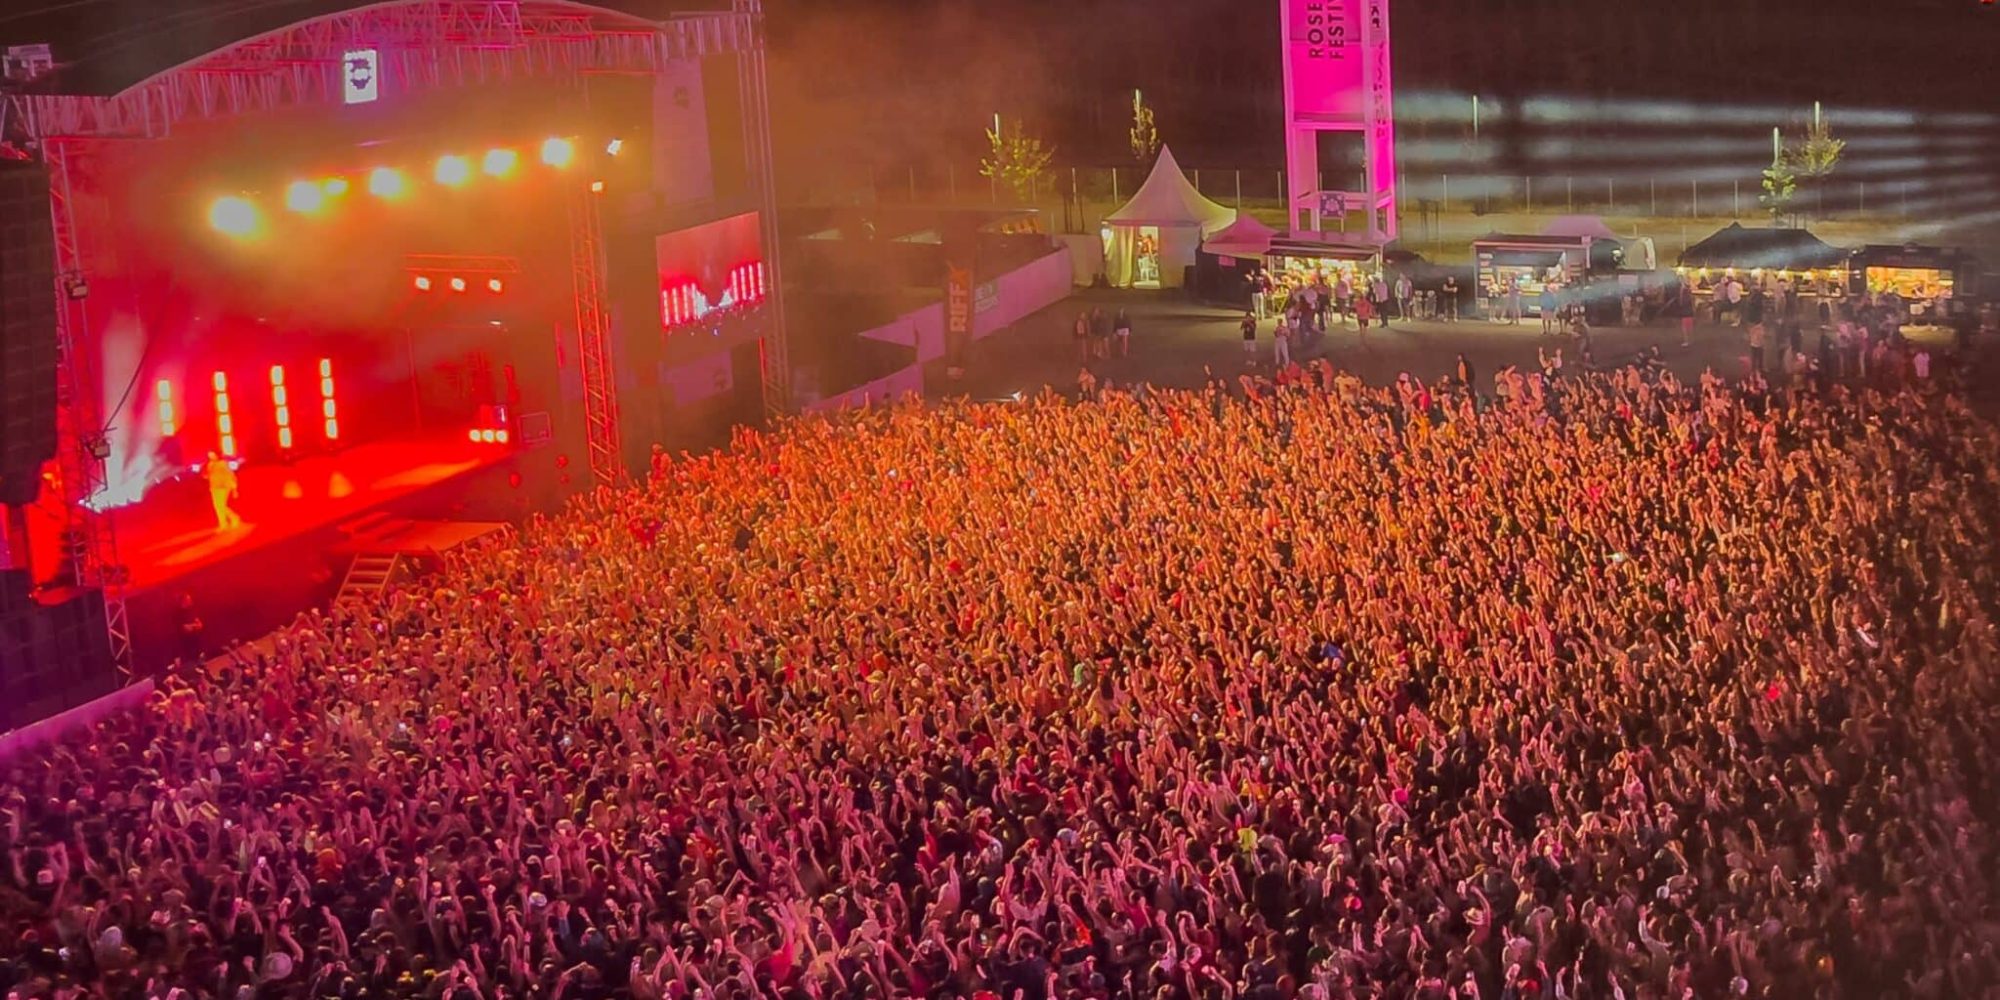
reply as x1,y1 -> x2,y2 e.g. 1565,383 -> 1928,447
323,177 -> 350,197
481,430 -> 498,444
284,180 -> 326,214
482,148 -> 519,177
368,167 -> 408,199
605,138 -> 624,156
468,429 -> 481,443
270,366 -> 292,451
435,154 -> 472,187
496,429 -> 510,444
449,277 -> 467,292
540,137 -> 575,168
589,180 -> 605,193
208,196 -> 259,237
318,358 -> 339,443
414,276 -> 433,292
157,380 -> 177,437
487,278 -> 504,293
214,371 -> 237,459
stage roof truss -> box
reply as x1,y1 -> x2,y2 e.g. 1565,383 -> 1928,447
9,1 -> 756,141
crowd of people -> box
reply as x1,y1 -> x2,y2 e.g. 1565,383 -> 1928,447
4,354 -> 2000,1000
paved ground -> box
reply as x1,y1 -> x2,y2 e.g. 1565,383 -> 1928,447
929,288 -> 1975,401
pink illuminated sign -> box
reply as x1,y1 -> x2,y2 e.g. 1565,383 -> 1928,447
1286,0 -> 1364,120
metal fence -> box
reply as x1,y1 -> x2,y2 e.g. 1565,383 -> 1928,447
843,163 -> 1918,227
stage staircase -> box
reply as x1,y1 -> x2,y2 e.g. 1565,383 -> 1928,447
334,553 -> 406,604
329,512 -> 511,608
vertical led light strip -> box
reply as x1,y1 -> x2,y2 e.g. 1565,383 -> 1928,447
270,365 -> 293,450
319,358 -> 340,442
156,379 -> 177,438
213,371 -> 236,458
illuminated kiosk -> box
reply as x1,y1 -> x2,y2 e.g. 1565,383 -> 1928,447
2,0 -> 787,673
1278,0 -> 1397,246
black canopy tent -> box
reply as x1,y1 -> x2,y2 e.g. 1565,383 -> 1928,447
1677,223 -> 1848,272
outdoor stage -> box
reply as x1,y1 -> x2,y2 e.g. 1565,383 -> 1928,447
112,434 -> 524,672
115,435 -> 505,592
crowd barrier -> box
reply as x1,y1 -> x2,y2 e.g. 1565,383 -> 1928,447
0,679 -> 154,763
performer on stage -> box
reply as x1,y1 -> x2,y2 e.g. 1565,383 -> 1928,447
204,451 -> 243,530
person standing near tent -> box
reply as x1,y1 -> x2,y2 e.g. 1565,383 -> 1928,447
1355,290 -> 1375,335
1241,311 -> 1258,363
1074,310 -> 1091,363
1371,273 -> 1391,328
1273,315 -> 1293,368
1334,272 -> 1353,328
1394,273 -> 1414,323
1090,306 -> 1112,359
1113,307 -> 1133,358
1442,274 -> 1460,322
1247,268 -> 1267,319
1506,275 -> 1524,325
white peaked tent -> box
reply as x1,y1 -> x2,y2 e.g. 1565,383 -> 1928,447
1103,146 -> 1237,288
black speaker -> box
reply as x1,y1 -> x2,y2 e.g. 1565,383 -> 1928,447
0,586 -> 114,731
0,160 -> 59,508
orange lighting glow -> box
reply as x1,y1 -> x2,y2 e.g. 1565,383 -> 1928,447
435,154 -> 472,187
284,180 -> 325,213
482,148 -> 519,177
323,177 -> 350,197
540,137 -> 575,168
208,196 -> 259,237
368,167 -> 408,199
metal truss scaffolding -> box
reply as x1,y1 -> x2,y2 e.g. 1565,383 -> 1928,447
5,1 -> 759,141
568,183 -> 621,489
44,141 -> 132,674
734,0 -> 790,419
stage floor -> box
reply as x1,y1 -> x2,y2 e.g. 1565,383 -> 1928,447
114,436 -> 506,592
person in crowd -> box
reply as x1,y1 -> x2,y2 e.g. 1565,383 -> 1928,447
3,348 -> 1998,1000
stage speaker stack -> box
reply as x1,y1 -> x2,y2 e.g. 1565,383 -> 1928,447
0,159 -> 60,508
0,569 -> 115,731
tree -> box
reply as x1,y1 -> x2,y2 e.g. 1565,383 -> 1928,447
1760,127 -> 1797,223
980,116 -> 1055,202
1792,103 -> 1845,220
1129,89 -> 1160,164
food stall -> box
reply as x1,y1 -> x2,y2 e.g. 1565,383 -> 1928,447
1471,234 -> 1593,320
1848,244 -> 1978,324
1262,233 -> 1383,315
1676,223 -> 1850,314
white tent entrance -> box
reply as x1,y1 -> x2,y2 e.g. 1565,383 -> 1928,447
1102,146 -> 1236,289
